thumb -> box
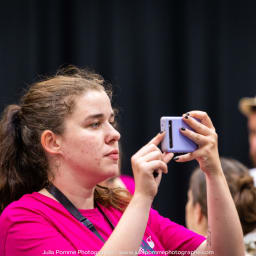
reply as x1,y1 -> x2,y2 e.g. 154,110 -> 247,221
163,152 -> 174,163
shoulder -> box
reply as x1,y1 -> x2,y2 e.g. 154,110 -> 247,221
244,229 -> 256,255
2,192 -> 58,212
249,168 -> 256,186
0,192 -> 62,228
0,192 -> 57,254
1,193 -> 44,218
0,193 -> 84,254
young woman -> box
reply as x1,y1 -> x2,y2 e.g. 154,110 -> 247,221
0,66 -> 244,255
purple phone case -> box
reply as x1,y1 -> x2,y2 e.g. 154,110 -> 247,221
160,116 -> 198,153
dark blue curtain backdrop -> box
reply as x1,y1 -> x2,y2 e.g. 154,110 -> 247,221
1,0 -> 256,225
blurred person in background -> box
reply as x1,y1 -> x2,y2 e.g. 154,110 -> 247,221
239,96 -> 256,184
186,157 -> 256,255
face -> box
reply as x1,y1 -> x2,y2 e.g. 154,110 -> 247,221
185,189 -> 198,231
59,90 -> 121,185
248,113 -> 256,166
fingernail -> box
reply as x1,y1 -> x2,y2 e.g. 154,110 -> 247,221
185,115 -> 189,119
181,127 -> 186,131
160,130 -> 164,134
173,156 -> 179,161
186,112 -> 190,116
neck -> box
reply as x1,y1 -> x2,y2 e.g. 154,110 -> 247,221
196,218 -> 208,237
39,180 -> 95,210
55,180 -> 95,209
40,160 -> 105,209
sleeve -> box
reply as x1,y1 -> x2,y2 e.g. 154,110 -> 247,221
0,207 -> 78,256
148,208 -> 206,252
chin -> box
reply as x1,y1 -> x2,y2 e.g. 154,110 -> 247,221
104,167 -> 119,179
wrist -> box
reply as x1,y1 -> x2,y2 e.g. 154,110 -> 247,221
202,156 -> 223,177
205,166 -> 225,182
131,192 -> 153,208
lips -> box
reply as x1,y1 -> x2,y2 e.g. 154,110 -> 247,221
105,149 -> 119,160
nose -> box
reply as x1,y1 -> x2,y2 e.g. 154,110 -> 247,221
105,123 -> 121,144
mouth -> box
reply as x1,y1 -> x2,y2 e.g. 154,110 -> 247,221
105,149 -> 119,160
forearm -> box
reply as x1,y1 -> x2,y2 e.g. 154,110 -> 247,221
97,194 -> 152,256
204,169 -> 244,256
176,111 -> 245,255
99,132 -> 173,256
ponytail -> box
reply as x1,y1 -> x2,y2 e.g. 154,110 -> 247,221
234,174 -> 256,235
0,105 -> 48,213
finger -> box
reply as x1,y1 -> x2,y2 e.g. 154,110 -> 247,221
134,143 -> 160,158
146,160 -> 168,174
180,127 -> 207,146
162,152 -> 174,163
173,148 -> 205,162
184,111 -> 214,129
182,115 -> 210,136
147,132 -> 165,146
173,153 -> 193,162
141,150 -> 163,162
134,133 -> 165,158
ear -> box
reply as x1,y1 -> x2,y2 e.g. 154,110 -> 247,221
41,130 -> 62,155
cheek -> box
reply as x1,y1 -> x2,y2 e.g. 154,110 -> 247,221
185,202 -> 191,220
80,141 -> 98,154
63,135 -> 101,160
79,138 -> 103,164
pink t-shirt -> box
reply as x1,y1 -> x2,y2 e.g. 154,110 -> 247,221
120,174 -> 135,194
0,192 -> 205,256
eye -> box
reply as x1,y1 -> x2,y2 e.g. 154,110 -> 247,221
90,122 -> 101,128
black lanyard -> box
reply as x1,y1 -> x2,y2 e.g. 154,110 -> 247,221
46,183 -> 114,243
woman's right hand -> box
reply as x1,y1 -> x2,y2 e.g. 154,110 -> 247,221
131,132 -> 173,200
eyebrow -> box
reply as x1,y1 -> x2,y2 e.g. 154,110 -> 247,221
83,113 -> 115,122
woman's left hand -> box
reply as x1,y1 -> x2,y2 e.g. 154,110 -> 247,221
174,111 -> 222,176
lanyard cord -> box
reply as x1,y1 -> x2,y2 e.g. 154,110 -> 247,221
94,201 -> 115,230
46,183 -> 114,242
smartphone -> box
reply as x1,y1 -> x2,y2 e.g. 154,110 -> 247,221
160,116 -> 198,153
